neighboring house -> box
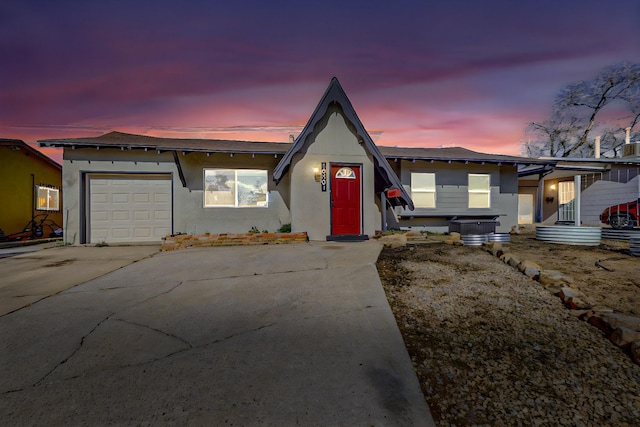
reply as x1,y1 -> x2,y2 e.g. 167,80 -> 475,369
39,78 -> 546,244
518,152 -> 640,226
0,139 -> 63,239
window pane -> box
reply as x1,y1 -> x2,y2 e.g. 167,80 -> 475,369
413,192 -> 436,208
204,169 -> 236,207
204,169 -> 268,208
48,188 -> 60,211
411,173 -> 435,191
469,174 -> 490,191
36,186 -> 59,211
336,167 -> 356,179
37,186 -> 48,210
237,170 -> 268,207
469,192 -> 490,208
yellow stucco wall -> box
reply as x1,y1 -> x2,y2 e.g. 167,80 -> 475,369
0,143 -> 63,237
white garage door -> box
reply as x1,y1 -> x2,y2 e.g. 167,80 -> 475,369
89,175 -> 172,243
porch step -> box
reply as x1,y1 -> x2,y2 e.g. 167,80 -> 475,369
326,234 -> 369,242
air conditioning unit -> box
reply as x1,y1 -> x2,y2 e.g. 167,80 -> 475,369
622,142 -> 640,158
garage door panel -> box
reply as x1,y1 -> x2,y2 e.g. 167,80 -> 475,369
113,211 -> 130,221
134,228 -> 151,238
134,211 -> 150,221
112,193 -> 129,203
134,193 -> 150,203
89,176 -> 171,244
155,193 -> 170,203
154,211 -> 170,220
154,227 -> 171,238
92,193 -> 108,204
112,228 -> 131,239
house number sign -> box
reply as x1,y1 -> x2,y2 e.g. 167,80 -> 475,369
321,162 -> 327,192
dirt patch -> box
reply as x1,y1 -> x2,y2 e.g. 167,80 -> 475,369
377,233 -> 640,426
506,231 -> 640,316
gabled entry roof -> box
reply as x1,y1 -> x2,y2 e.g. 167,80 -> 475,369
273,77 -> 414,209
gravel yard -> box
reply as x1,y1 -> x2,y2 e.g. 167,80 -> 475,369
376,234 -> 640,426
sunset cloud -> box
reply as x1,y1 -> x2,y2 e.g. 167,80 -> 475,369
2,0 -> 639,165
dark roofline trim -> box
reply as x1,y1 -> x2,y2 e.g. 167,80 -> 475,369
385,154 -> 554,166
38,131 -> 292,155
272,77 -> 414,210
39,142 -> 290,156
38,132 -> 558,168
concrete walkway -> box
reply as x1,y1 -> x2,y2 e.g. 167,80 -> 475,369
0,242 -> 434,426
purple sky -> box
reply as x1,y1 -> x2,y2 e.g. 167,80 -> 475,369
1,0 -> 639,163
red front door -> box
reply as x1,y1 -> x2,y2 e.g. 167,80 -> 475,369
331,165 -> 361,235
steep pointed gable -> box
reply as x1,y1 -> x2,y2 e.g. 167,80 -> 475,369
273,77 -> 413,209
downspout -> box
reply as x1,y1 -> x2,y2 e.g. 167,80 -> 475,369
31,173 -> 35,227
536,173 -> 544,223
381,191 -> 387,232
574,175 -> 581,226
172,151 -> 187,188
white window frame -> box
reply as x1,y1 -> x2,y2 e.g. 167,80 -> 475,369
36,185 -> 60,211
411,172 -> 436,208
468,173 -> 491,208
203,169 -> 269,208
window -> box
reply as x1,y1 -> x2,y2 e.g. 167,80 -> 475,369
204,169 -> 268,208
468,174 -> 490,208
36,185 -> 60,211
557,181 -> 575,222
411,173 -> 436,208
335,167 -> 356,179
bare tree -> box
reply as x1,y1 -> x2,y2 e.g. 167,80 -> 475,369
524,62 -> 640,158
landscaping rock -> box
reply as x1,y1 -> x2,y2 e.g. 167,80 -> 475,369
483,242 -> 505,257
523,266 -> 540,280
378,234 -> 407,248
517,259 -> 541,273
558,287 -> 591,310
444,238 -> 464,246
507,256 -> 521,269
609,327 -> 640,347
601,313 -> 640,332
539,270 -> 574,287
590,306 -> 614,314
630,342 -> 640,365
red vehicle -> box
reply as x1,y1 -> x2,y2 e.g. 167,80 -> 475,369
600,198 -> 640,229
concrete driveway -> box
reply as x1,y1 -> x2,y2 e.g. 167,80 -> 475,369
0,242 -> 434,426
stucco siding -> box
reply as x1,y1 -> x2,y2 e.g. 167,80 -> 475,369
0,144 -> 62,236
290,110 -> 380,240
63,148 -> 290,243
396,160 -> 518,233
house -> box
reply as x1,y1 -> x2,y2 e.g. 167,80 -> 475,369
39,78 -> 548,244
0,139 -> 63,240
519,150 -> 640,227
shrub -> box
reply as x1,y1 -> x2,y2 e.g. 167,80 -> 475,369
277,223 -> 292,233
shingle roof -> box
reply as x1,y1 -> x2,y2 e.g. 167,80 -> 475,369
39,131 -> 292,154
39,131 -> 551,166
379,146 -> 552,165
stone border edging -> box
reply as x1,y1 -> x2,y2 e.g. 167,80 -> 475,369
481,241 -> 640,366
161,232 -> 308,251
